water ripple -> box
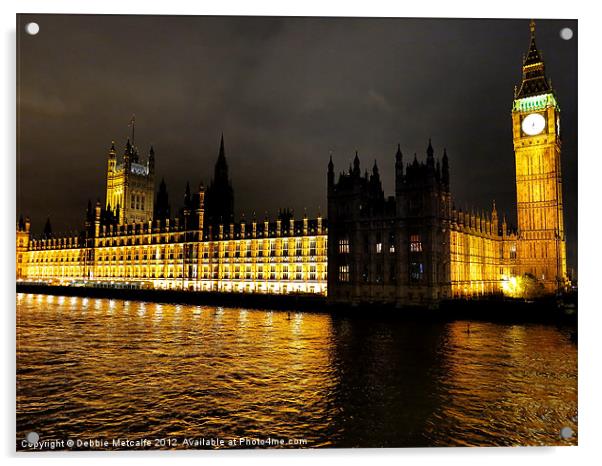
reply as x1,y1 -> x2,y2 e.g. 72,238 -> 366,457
16,294 -> 577,449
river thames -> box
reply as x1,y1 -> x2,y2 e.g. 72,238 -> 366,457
16,293 -> 577,449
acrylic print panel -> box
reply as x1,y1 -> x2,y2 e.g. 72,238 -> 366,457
16,14 -> 578,450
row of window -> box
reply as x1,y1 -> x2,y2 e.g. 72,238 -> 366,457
337,262 -> 424,283
83,267 -> 324,281
338,234 -> 423,254
28,238 -> 326,262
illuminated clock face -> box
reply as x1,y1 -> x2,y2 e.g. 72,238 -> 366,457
521,113 -> 546,136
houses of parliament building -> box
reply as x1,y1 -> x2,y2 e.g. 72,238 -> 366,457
16,21 -> 569,306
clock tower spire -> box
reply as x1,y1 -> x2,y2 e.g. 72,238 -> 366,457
515,19 -> 553,99
512,19 -> 567,293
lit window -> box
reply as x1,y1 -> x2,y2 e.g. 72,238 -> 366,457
310,239 -> 316,256
338,265 -> 350,282
338,238 -> 350,254
376,243 -> 382,254
410,234 -> 423,252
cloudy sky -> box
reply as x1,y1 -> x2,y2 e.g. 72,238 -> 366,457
16,15 -> 577,270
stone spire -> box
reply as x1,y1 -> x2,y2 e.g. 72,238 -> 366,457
516,19 -> 552,98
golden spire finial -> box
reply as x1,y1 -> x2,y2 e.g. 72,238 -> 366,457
529,19 -> 536,36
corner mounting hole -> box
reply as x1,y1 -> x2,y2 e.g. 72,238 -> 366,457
560,27 -> 573,40
26,431 -> 39,444
25,22 -> 39,36
560,426 -> 574,439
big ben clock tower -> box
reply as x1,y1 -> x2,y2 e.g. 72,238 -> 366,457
512,20 -> 567,292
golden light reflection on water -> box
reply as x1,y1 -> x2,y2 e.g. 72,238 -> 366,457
16,293 -> 577,449
424,322 -> 577,446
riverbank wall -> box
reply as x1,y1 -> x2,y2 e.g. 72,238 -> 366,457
16,283 -> 577,324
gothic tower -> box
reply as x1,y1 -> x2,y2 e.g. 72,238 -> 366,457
105,130 -> 156,225
16,216 -> 30,279
512,20 -> 567,292
154,177 -> 171,222
205,134 -> 234,226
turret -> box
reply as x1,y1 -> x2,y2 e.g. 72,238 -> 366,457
16,216 -> 31,280
181,181 -> 192,229
43,217 -> 52,239
184,181 -> 191,209
205,133 -> 235,225
426,138 -> 435,169
215,133 -> 228,183
131,146 -> 139,164
154,177 -> 170,222
124,138 -> 132,156
491,200 -> 499,235
370,159 -> 381,188
94,200 -> 101,237
85,199 -> 93,230
148,145 -> 155,174
327,155 -> 334,189
108,141 -> 116,173
353,151 -> 361,177
441,148 -> 450,190
196,183 -> 205,231
395,144 -> 403,194
123,138 -> 132,172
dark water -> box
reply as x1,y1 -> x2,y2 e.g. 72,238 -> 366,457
16,293 -> 577,449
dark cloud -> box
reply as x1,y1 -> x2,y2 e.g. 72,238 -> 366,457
16,15 -> 577,270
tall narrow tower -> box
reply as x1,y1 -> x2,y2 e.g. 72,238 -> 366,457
512,20 -> 567,292
205,134 -> 234,226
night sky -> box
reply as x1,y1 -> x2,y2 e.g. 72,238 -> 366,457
16,15 -> 577,271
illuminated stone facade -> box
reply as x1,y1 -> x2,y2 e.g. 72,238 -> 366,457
17,138 -> 328,296
326,144 -> 518,306
105,138 -> 155,225
16,216 -> 31,281
511,20 -> 568,292
448,206 -> 517,298
18,210 -> 327,295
